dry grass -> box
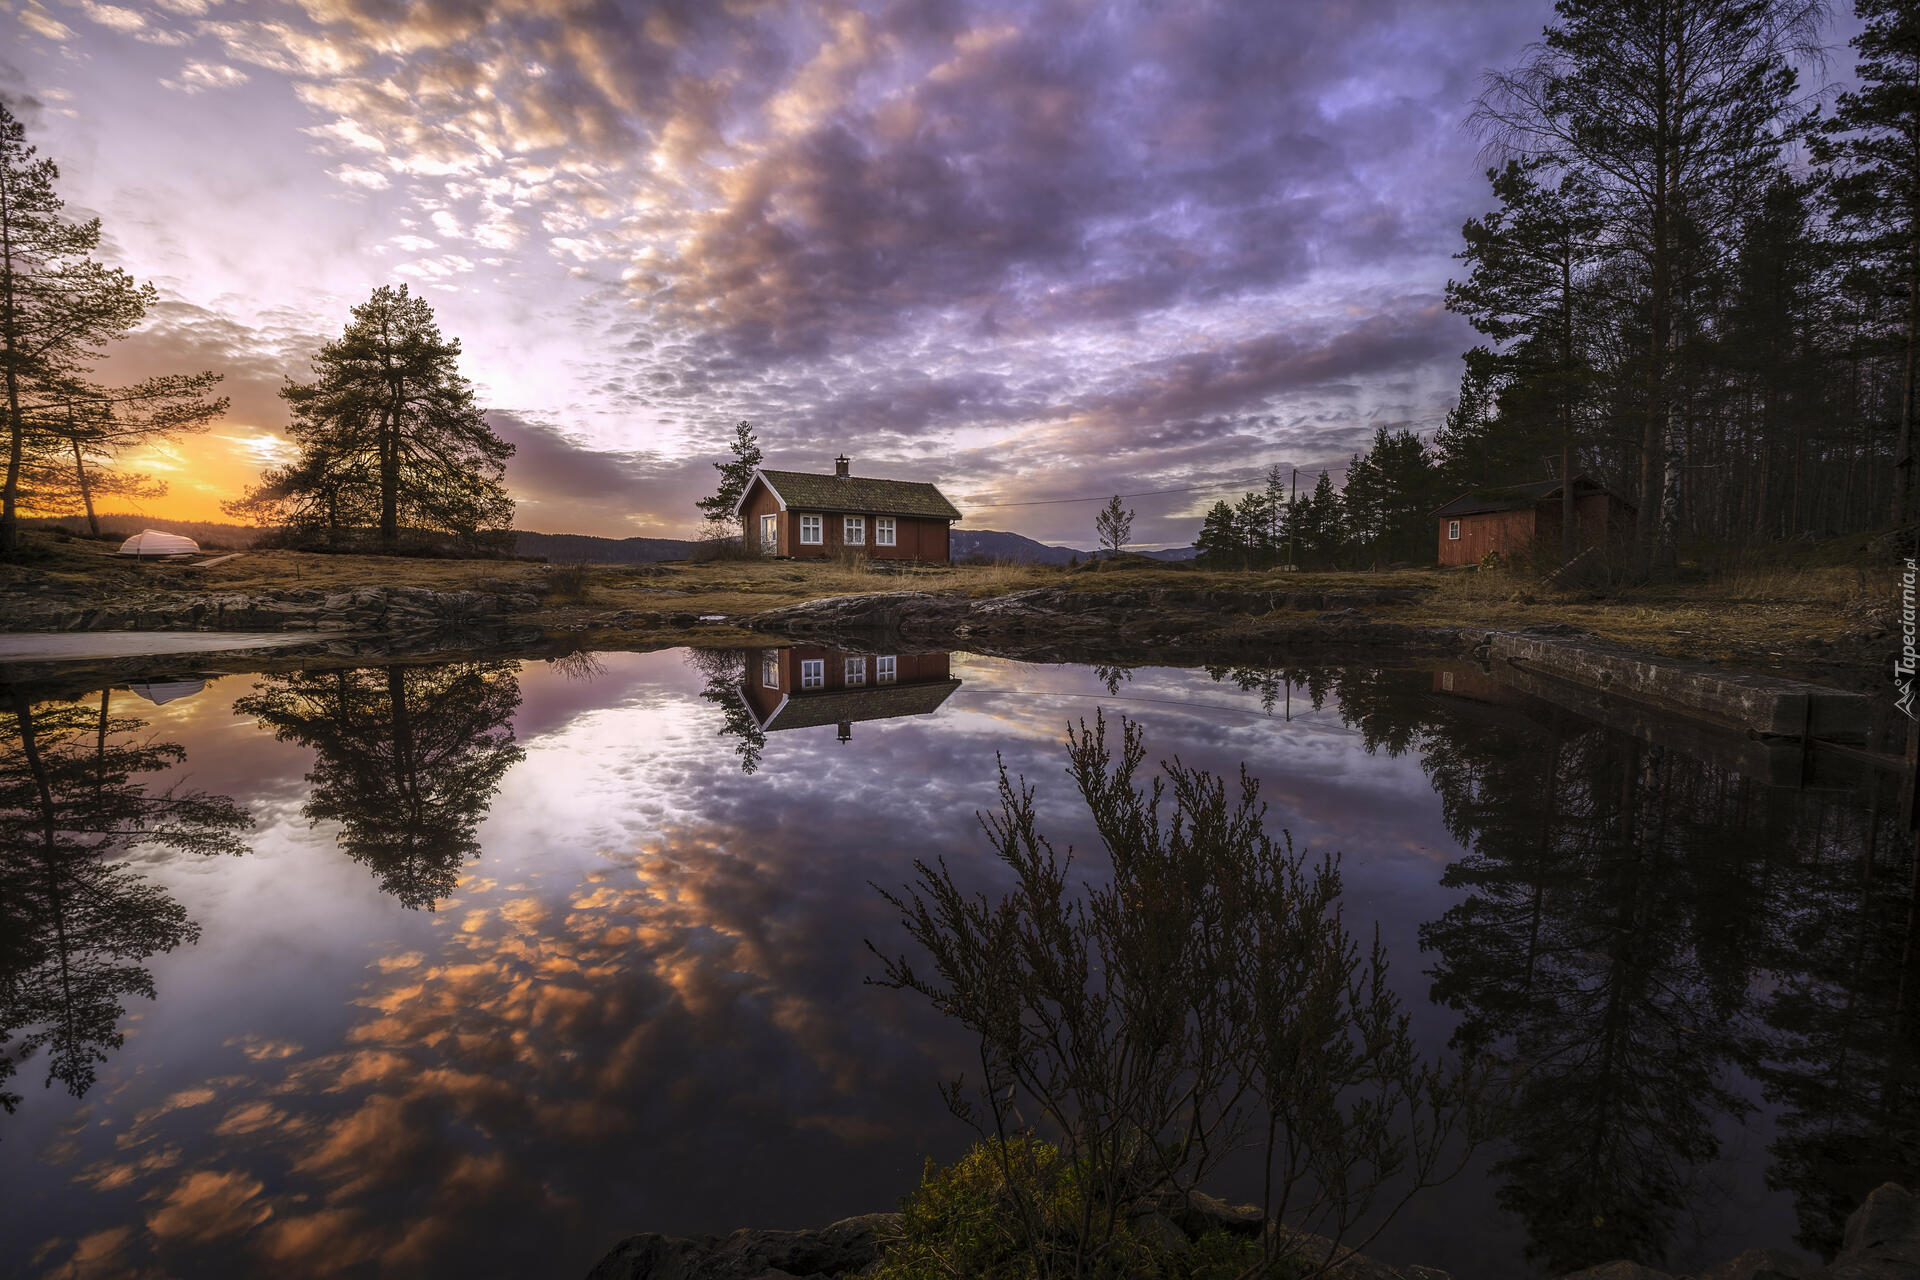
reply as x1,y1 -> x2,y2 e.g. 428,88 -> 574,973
3,529 -> 1890,674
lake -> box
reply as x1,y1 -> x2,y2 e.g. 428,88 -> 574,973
1,646 -> 1913,1279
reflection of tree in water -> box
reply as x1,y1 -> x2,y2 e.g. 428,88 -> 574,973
1750,777 -> 1920,1258
1418,715 -> 1764,1273
687,648 -> 764,775
236,663 -> 523,909
1205,661 -> 1920,1270
0,687 -> 249,1113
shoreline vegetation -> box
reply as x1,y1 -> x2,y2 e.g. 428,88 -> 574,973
582,1179 -> 1920,1280
0,529 -> 1898,692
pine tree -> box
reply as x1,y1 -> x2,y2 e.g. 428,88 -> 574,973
0,104 -> 167,557
694,419 -> 764,535
1475,0 -> 1822,567
1193,499 -> 1240,566
1448,161 -> 1603,558
1812,0 -> 1920,526
230,285 -> 513,553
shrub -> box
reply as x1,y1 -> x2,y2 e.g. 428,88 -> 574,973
873,714 -> 1489,1279
688,529 -> 752,562
544,560 -> 591,600
873,1138 -> 1268,1280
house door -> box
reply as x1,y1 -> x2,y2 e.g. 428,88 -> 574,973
760,513 -> 777,554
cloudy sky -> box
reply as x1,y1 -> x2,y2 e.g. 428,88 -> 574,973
5,0 -> 1565,545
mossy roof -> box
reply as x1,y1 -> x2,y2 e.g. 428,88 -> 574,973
755,469 -> 963,520
1430,476 -> 1633,520
764,678 -> 963,731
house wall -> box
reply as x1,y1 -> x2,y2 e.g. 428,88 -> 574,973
1438,508 -> 1536,566
781,511 -> 951,563
747,646 -> 952,698
742,481 -> 784,556
742,647 -> 788,721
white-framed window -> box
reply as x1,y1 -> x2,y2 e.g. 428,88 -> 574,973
844,515 -> 865,545
800,659 -> 825,689
876,655 -> 897,684
1447,519 -> 1460,541
845,656 -> 867,686
762,654 -> 779,688
875,517 -> 896,547
760,513 -> 778,554
799,514 -> 823,545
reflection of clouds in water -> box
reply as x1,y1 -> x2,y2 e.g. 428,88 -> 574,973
20,650 -> 1470,1279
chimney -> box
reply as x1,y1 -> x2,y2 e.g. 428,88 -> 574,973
834,454 -> 850,479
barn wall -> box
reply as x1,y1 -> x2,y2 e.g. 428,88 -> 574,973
1438,508 -> 1536,566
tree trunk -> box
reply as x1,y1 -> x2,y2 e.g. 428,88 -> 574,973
1894,240 -> 1917,529
0,165 -> 20,560
380,404 -> 399,554
71,434 -> 97,537
1561,252 -> 1577,562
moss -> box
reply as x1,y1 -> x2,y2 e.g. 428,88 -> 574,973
871,1139 -> 1282,1280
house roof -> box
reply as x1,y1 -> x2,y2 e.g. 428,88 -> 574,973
742,468 -> 964,521
1430,476 -> 1634,520
763,678 -> 963,731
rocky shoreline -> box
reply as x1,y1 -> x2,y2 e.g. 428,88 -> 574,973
584,1183 -> 1920,1280
0,582 -> 544,635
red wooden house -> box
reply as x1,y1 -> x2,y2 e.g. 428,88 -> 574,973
738,646 -> 962,741
736,457 -> 963,563
1431,476 -> 1635,567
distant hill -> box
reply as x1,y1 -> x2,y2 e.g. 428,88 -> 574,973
21,515 -> 269,549
22,515 -> 1195,565
951,529 -> 1087,563
511,530 -> 696,563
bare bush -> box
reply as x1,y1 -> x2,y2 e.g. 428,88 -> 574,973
872,714 -> 1489,1279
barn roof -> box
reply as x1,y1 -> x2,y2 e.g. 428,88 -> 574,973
744,468 -> 964,521
762,678 -> 963,731
1430,476 -> 1633,520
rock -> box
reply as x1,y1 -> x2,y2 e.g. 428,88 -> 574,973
1558,1263 -> 1676,1280
1827,1183 -> 1920,1278
1698,1247 -> 1823,1280
585,1214 -> 899,1280
1177,1190 -> 1266,1238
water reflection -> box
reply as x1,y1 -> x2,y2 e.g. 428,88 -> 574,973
0,687 -> 249,1114
234,663 -> 523,909
697,647 -> 962,771
1202,661 -> 1920,1273
0,651 -> 1909,1280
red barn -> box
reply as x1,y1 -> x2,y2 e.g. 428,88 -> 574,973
1431,476 -> 1635,568
736,456 -> 962,563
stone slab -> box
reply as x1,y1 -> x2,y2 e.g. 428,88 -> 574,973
1485,631 -> 1870,741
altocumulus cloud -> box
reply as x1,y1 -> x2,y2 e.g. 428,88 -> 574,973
10,0 -> 1550,543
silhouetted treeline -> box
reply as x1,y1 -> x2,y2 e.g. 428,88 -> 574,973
1199,1 -> 1916,573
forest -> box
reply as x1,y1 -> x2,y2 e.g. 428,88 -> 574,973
1196,0 -> 1917,574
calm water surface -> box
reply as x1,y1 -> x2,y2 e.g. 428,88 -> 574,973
0,647 -> 1913,1279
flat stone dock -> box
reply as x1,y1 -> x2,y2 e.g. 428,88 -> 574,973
0,631 -> 317,664
1484,630 -> 1871,741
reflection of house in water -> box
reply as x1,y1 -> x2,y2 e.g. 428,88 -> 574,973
125,676 -> 210,706
740,647 -> 960,741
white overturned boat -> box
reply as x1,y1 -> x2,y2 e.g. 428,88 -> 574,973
116,529 -> 200,558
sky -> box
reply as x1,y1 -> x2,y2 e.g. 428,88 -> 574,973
5,0 -> 1594,545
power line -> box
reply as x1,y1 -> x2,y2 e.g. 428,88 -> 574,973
964,464 -> 1352,510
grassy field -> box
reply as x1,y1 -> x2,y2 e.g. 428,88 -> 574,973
2,531 -> 1897,673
